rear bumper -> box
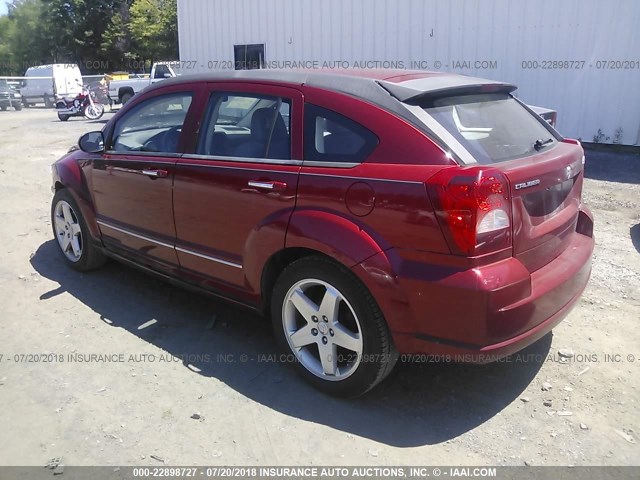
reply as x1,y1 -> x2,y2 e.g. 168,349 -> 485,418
355,206 -> 594,361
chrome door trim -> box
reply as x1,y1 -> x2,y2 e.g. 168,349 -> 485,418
104,151 -> 182,159
97,220 -> 175,249
183,153 -> 302,166
301,160 -> 360,168
175,246 -> 243,269
97,220 -> 243,269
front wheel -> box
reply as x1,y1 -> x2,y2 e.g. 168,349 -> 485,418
13,102 -> 22,111
84,103 -> 104,120
271,256 -> 397,397
51,189 -> 106,271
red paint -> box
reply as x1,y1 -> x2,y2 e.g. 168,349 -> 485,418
52,70 -> 594,360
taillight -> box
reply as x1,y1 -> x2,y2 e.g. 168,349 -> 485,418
427,167 -> 512,256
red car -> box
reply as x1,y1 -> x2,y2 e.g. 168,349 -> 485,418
50,69 -> 594,396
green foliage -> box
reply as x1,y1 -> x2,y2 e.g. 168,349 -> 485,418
0,0 -> 177,75
129,0 -> 177,65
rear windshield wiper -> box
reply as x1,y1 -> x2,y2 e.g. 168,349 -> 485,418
533,138 -> 554,151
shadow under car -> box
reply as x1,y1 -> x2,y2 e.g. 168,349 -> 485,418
30,239 -> 550,447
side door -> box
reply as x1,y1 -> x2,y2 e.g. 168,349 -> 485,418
91,87 -> 197,272
173,83 -> 302,299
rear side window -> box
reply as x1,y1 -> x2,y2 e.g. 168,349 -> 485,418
304,104 -> 378,163
422,93 -> 556,164
197,93 -> 291,160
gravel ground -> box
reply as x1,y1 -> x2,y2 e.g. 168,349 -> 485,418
0,108 -> 638,466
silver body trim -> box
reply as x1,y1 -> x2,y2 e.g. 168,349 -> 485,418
97,220 -> 174,249
97,220 -> 242,269
403,104 -> 478,166
175,247 -> 242,269
183,153 -> 302,166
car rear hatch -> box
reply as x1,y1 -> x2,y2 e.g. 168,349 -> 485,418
501,141 -> 583,272
381,77 -> 584,270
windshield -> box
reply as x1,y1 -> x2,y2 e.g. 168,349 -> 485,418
423,93 -> 557,164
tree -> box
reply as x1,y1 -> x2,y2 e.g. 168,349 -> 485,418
0,0 -> 178,75
129,0 -> 177,68
101,0 -> 135,71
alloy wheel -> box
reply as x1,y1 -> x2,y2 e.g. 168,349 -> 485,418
282,279 -> 363,381
53,200 -> 83,262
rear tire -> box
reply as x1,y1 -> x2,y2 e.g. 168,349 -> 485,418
44,95 -> 53,108
22,97 -> 30,107
0,106 -> 6,111
13,102 -> 22,111
271,256 -> 397,397
120,92 -> 133,105
51,189 -> 106,271
57,112 -> 70,121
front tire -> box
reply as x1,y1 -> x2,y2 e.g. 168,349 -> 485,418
13,102 -> 22,111
84,103 -> 104,120
271,256 -> 397,397
51,189 -> 106,271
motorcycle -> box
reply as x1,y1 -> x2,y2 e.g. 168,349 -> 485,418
56,84 -> 105,121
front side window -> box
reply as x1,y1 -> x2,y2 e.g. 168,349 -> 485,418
110,93 -> 192,153
304,104 -> 379,163
422,93 -> 556,164
197,93 -> 291,160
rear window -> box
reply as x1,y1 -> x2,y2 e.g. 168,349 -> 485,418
423,93 -> 556,164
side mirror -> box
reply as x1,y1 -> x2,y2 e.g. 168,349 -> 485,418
78,131 -> 105,154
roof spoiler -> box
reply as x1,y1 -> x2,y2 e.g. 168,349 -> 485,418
378,76 -> 517,104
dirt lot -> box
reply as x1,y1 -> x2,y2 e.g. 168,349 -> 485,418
0,108 -> 638,467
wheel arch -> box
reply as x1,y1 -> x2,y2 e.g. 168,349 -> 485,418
118,87 -> 134,101
52,159 -> 101,241
256,209 -> 389,312
260,247 -> 331,312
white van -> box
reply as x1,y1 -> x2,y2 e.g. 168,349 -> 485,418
21,64 -> 82,107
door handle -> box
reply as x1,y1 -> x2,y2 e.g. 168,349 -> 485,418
248,180 -> 287,191
142,169 -> 168,178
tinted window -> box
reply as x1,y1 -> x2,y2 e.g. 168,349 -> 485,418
154,64 -> 171,79
304,104 -> 378,163
110,93 -> 192,153
197,93 -> 291,160
422,93 -> 556,164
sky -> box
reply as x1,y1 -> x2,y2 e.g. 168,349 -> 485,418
0,1 -> 8,16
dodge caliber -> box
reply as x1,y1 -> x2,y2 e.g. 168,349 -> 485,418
50,70 -> 594,396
